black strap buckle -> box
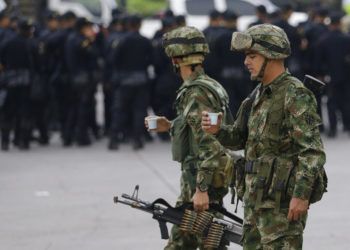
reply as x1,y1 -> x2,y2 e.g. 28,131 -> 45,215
245,161 -> 255,174
274,180 -> 285,192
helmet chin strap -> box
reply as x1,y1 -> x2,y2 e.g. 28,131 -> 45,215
172,63 -> 180,74
171,58 -> 181,74
252,57 -> 268,82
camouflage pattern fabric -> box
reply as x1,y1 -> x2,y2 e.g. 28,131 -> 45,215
215,71 -> 326,247
165,67 -> 230,250
231,24 -> 291,59
243,207 -> 305,250
163,26 -> 210,58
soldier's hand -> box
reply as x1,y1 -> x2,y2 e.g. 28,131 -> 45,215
192,188 -> 209,212
201,111 -> 222,135
144,116 -> 171,132
287,197 -> 309,221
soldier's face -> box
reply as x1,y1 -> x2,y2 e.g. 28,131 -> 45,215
244,52 -> 265,79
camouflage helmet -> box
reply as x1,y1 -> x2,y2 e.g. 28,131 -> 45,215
231,24 -> 291,59
163,26 -> 209,64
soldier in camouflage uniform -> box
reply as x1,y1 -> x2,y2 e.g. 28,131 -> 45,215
202,24 -> 327,249
145,26 -> 234,249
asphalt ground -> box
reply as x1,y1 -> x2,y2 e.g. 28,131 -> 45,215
0,132 -> 349,250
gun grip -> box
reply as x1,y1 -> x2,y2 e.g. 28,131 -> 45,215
158,220 -> 169,239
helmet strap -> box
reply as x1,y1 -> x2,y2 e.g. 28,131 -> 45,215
254,57 -> 268,81
172,63 -> 180,74
171,58 -> 181,75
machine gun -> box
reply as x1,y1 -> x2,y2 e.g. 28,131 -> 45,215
113,185 -> 243,248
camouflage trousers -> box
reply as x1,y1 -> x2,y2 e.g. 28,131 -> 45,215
242,206 -> 307,250
164,164 -> 227,250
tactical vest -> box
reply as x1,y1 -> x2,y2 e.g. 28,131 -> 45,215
240,77 -> 327,211
171,75 -> 233,163
171,75 -> 234,190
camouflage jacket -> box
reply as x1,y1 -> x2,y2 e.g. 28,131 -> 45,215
216,71 -> 326,205
171,67 -> 231,191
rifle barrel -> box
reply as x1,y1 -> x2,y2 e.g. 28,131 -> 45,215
114,196 -> 154,215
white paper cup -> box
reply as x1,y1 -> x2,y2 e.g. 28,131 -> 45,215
208,112 -> 219,125
147,116 -> 158,130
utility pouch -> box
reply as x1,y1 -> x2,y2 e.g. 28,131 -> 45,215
212,153 -> 234,189
233,157 -> 246,201
309,167 -> 328,204
171,115 -> 190,162
267,157 -> 295,213
253,156 -> 276,210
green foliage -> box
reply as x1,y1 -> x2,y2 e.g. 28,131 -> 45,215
126,0 -> 168,16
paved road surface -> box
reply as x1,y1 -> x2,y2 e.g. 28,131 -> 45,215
0,133 -> 349,249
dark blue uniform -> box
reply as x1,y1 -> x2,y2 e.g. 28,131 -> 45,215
152,28 -> 181,141
273,18 -> 303,79
109,30 -> 153,150
214,27 -> 251,116
315,28 -> 350,136
103,28 -> 127,135
45,27 -> 75,140
64,31 -> 99,146
202,26 -> 225,80
0,32 -> 35,149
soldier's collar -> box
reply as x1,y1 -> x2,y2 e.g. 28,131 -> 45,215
183,67 -> 205,86
260,70 -> 290,94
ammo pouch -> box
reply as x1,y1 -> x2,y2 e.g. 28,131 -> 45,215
212,153 -> 234,189
170,115 -> 190,162
248,156 -> 296,212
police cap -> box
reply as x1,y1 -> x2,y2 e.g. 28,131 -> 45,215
75,17 -> 93,31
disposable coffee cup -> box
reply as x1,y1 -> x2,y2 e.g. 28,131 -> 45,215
208,112 -> 219,125
147,116 -> 158,130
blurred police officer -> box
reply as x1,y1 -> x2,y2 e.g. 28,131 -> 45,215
31,11 -> 61,145
203,10 -> 225,80
273,4 -> 303,80
315,12 -> 350,137
300,7 -> 329,131
215,10 -> 251,116
45,11 -> 77,142
175,15 -> 186,27
0,11 -> 14,47
108,15 -> 153,150
64,17 -> 99,146
249,5 -> 269,27
0,19 -> 35,150
152,16 -> 180,141
302,7 -> 328,75
103,15 -> 128,135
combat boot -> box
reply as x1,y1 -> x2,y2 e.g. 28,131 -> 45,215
132,139 -> 143,150
108,139 -> 119,150
1,129 -> 10,151
1,142 -> 9,151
